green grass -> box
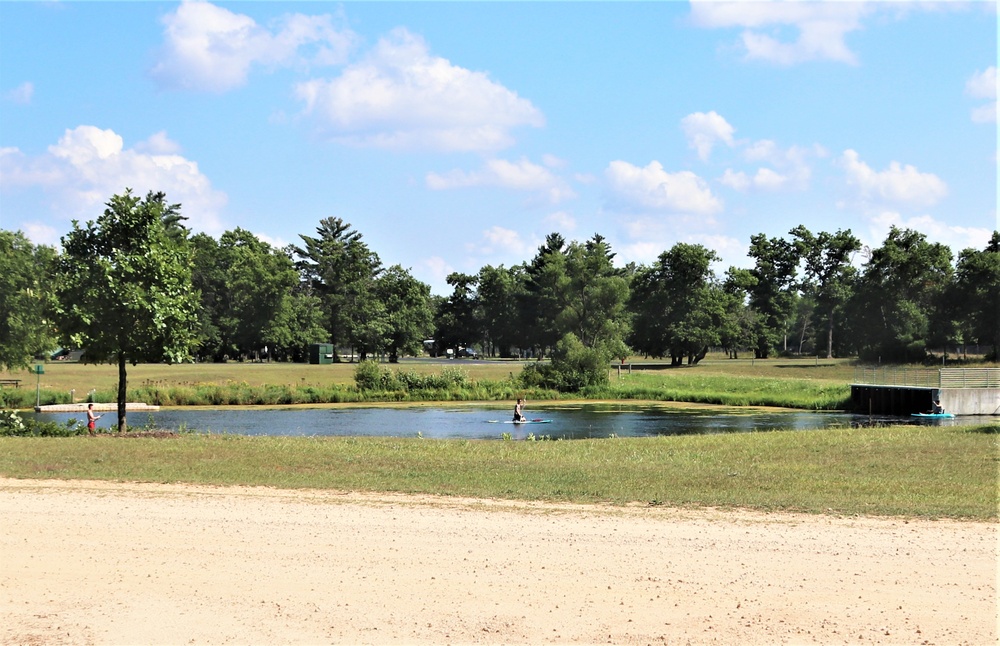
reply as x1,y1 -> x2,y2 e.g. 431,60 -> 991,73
1,424 -> 996,519
598,371 -> 851,409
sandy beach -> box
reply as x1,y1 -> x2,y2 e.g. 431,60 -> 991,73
1,478 -> 995,645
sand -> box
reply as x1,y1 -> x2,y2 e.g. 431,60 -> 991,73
1,478 -> 995,645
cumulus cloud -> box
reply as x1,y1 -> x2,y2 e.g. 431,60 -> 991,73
471,226 -> 533,257
544,211 -> 577,233
690,0 -> 871,65
426,158 -> 574,203
295,28 -> 544,152
0,126 -> 227,234
839,149 -> 947,208
21,222 -> 60,247
604,160 -> 722,215
866,210 -> 993,255
966,66 -> 997,124
150,1 -> 355,93
5,81 -> 34,105
720,140 -> 819,193
681,111 -> 736,161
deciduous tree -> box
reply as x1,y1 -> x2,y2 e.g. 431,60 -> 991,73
55,190 -> 199,432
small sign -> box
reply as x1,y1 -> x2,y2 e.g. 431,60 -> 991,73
34,364 -> 44,375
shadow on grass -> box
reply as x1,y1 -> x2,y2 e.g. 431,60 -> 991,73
966,424 -> 1000,434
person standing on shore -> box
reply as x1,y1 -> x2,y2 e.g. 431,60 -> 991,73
86,404 -> 101,435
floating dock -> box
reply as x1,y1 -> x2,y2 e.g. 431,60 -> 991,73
34,403 -> 160,413
851,367 -> 999,416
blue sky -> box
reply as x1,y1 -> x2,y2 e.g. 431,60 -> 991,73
1,1 -> 996,295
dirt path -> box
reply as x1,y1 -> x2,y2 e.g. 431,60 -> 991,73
1,478 -> 995,645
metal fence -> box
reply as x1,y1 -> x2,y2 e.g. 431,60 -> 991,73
854,367 -> 1000,389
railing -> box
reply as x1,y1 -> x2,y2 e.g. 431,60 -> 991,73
853,367 -> 1000,389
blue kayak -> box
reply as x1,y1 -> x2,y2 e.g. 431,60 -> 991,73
911,412 -> 955,418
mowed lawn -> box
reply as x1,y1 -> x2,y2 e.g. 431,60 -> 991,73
3,354 -> 859,396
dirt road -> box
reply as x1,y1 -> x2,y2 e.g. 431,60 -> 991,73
1,478 -> 995,645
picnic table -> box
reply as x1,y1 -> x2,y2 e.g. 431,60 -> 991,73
0,379 -> 22,388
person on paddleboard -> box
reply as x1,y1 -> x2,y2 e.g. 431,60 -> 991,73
513,398 -> 527,422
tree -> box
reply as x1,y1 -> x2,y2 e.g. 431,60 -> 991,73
629,243 -> 724,365
950,231 -> 1000,359
747,233 -> 800,358
215,229 -> 300,360
293,217 -> 382,358
376,265 -> 434,362
476,264 -> 526,358
790,226 -> 861,358
561,235 -> 631,357
0,230 -> 59,370
434,272 -> 481,357
55,190 -> 199,432
847,226 -> 953,362
521,233 -> 570,357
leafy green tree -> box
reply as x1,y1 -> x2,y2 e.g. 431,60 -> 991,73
188,233 -> 227,360
213,229 -> 299,360
293,217 -> 382,358
747,233 -> 800,358
790,226 -> 861,358
55,189 -> 199,432
0,231 -> 59,370
376,265 -> 434,362
434,272 -> 481,357
521,233 -> 570,357
561,235 -> 631,356
629,243 -> 724,365
950,231 -> 1000,359
266,291 -> 330,362
718,267 -> 758,359
476,264 -> 526,358
847,226 -> 953,362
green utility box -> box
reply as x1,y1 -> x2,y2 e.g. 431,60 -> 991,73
308,343 -> 335,365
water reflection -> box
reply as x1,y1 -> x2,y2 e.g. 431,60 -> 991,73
26,404 -> 993,439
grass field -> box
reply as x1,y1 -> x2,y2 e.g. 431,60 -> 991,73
1,423 -> 995,519
2,354 -> 853,397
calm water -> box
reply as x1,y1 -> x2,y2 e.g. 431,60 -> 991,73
26,405 -> 992,439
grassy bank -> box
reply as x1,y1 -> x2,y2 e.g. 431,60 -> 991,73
2,357 -> 855,410
2,424 -> 996,519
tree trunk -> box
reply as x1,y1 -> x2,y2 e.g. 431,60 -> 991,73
826,316 -> 834,359
117,353 -> 127,434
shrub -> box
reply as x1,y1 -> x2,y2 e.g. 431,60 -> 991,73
520,334 -> 610,392
0,409 -> 84,437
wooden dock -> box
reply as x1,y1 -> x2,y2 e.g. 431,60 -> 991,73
34,403 -> 160,413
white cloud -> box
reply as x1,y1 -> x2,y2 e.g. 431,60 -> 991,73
295,28 -> 544,152
966,66 -> 997,124
252,232 -> 288,249
604,160 -> 722,214
681,111 -> 736,161
690,0 -> 871,65
719,169 -> 750,191
5,81 -> 34,105
426,158 -> 574,203
150,1 -> 355,93
134,131 -> 182,155
21,222 -> 60,247
473,226 -> 532,257
839,149 -> 947,208
0,126 -> 227,234
544,211 -> 577,233
866,210 -> 993,255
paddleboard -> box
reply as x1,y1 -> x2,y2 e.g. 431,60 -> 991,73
911,412 -> 955,418
488,419 -> 553,424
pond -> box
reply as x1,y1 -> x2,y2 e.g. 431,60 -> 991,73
26,404 -> 993,440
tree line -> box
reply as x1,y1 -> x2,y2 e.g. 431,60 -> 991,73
2,189 -> 999,380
